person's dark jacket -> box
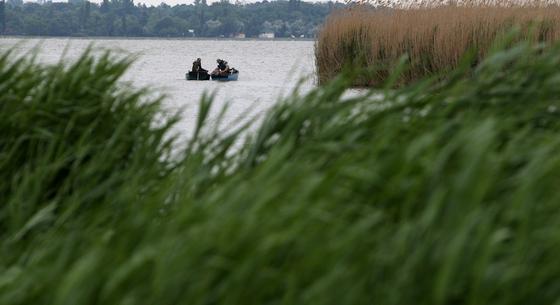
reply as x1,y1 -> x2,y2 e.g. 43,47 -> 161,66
192,61 -> 201,72
218,61 -> 227,71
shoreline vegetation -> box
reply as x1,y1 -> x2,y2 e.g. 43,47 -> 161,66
316,3 -> 560,86
0,0 -> 344,38
0,35 -> 317,41
4,37 -> 560,303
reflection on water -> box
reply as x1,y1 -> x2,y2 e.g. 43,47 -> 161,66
0,38 -> 316,139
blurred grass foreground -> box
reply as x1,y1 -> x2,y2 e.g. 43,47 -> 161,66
3,40 -> 560,304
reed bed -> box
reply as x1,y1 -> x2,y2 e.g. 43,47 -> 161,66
4,41 -> 560,304
316,4 -> 560,86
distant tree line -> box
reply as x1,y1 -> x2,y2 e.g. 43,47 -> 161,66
0,0 -> 345,37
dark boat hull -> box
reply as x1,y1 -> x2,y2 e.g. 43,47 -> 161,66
211,71 -> 239,81
186,71 -> 210,80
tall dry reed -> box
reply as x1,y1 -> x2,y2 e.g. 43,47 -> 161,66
316,4 -> 560,86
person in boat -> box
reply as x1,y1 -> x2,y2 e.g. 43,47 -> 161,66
213,59 -> 230,76
191,58 -> 207,73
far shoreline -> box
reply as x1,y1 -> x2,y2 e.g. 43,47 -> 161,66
0,35 -> 317,42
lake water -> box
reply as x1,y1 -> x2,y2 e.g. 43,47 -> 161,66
0,38 -> 316,139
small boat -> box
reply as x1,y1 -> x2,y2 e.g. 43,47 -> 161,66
186,71 -> 210,81
211,69 -> 239,81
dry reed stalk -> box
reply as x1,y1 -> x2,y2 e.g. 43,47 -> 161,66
316,4 -> 560,86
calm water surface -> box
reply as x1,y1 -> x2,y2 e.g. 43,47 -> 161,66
0,38 -> 316,138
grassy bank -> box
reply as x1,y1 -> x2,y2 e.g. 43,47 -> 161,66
3,40 -> 560,304
316,5 -> 560,86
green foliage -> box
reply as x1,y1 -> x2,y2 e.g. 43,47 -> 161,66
2,0 -> 341,37
0,47 -> 178,243
3,40 -> 560,304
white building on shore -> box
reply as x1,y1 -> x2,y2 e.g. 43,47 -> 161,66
258,32 -> 275,39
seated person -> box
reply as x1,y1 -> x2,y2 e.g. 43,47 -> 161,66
213,59 -> 230,76
191,58 -> 207,73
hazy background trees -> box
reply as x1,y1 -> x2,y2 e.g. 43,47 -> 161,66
1,0 -> 345,37
1,1 -> 6,34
